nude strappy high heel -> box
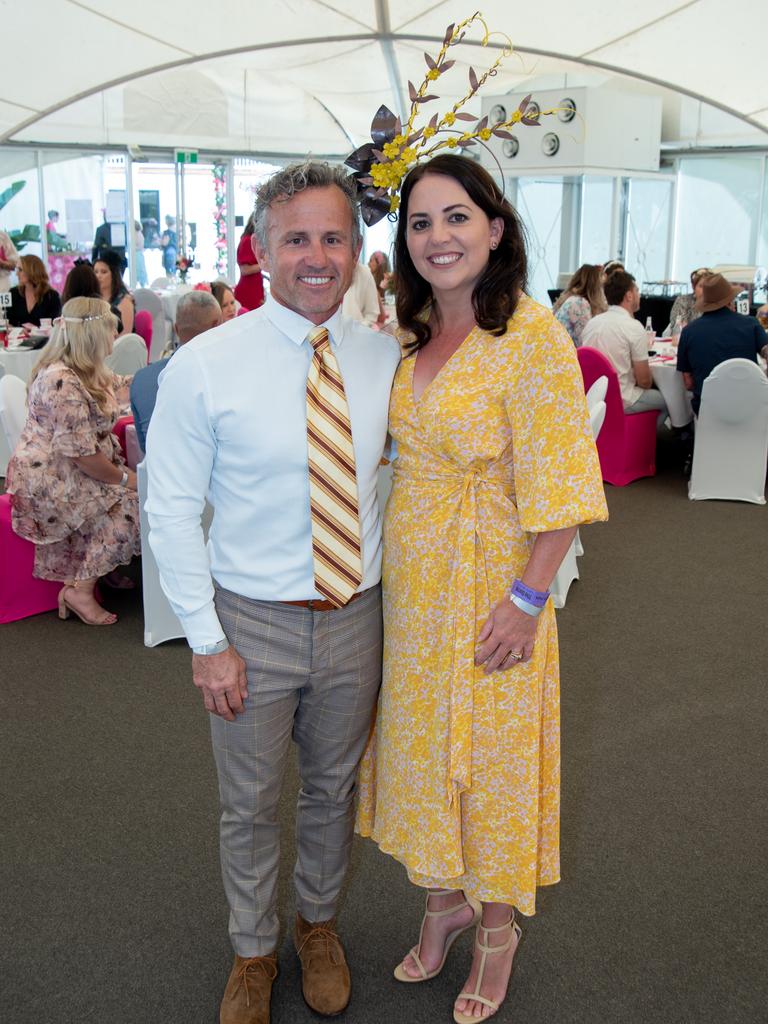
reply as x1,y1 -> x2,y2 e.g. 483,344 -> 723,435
394,888 -> 482,983
453,917 -> 522,1023
58,584 -> 117,626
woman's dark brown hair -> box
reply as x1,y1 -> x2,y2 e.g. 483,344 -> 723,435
394,154 -> 527,351
62,262 -> 100,303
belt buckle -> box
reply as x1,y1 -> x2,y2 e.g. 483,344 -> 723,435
306,598 -> 318,610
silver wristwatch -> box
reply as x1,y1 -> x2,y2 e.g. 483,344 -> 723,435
191,637 -> 230,656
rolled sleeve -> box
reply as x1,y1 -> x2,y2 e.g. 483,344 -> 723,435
145,347 -> 225,647
506,317 -> 608,534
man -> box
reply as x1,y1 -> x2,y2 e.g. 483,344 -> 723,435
145,161 -> 400,1024
581,269 -> 668,418
130,289 -> 222,452
676,272 -> 768,414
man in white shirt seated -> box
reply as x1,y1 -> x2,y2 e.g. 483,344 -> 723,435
581,270 -> 668,418
146,162 -> 400,1024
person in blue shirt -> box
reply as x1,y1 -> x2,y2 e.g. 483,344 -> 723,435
677,273 -> 768,414
130,290 -> 221,452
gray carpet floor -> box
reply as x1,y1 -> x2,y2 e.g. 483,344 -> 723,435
2,434 -> 767,1023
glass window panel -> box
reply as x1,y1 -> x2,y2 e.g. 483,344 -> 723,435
755,158 -> 768,304
625,178 -> 672,289
131,160 -> 178,285
675,156 -> 762,280
580,176 -> 613,266
516,177 -> 564,305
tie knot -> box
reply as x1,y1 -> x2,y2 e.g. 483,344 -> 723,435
308,327 -> 330,354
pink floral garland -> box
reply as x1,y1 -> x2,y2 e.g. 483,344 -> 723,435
212,163 -> 227,276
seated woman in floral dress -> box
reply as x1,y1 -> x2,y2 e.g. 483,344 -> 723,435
6,297 -> 140,625
552,264 -> 606,345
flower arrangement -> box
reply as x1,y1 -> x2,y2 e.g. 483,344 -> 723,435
176,255 -> 193,283
346,10 -> 560,224
212,163 -> 227,277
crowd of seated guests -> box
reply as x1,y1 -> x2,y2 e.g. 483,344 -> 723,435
7,254 -> 61,327
130,290 -> 222,453
6,297 -> 140,626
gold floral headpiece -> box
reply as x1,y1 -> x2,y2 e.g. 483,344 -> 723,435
345,10 -> 559,225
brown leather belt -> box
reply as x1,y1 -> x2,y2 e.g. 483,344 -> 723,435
279,591 -> 365,612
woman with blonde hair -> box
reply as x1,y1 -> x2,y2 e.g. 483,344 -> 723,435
552,264 -> 606,345
6,297 -> 140,625
7,253 -> 61,327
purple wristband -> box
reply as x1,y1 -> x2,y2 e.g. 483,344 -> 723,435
511,578 -> 549,608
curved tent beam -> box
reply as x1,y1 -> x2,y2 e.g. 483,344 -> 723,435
3,30 -> 766,145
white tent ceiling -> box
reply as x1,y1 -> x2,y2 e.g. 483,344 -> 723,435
2,0 -> 767,156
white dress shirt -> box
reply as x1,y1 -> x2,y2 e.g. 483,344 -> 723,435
580,305 -> 649,407
145,295 -> 400,648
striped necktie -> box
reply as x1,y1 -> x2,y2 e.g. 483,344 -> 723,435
305,326 -> 363,607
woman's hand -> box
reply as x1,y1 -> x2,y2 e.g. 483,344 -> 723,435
475,597 -> 539,673
126,469 -> 137,491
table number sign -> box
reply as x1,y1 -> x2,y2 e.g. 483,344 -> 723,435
0,292 -> 11,307
736,297 -> 749,315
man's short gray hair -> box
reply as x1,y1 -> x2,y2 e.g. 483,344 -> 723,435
175,289 -> 221,330
253,161 -> 362,251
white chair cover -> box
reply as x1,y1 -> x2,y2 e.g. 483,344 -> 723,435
105,333 -> 148,375
552,399 -> 607,603
585,375 -> 608,410
124,423 -> 142,470
688,358 -> 768,504
0,375 -> 27,464
133,287 -> 168,362
137,460 -> 214,646
0,363 -> 7,476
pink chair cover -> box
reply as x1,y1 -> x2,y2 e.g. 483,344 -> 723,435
0,494 -> 62,623
134,310 -> 153,359
112,415 -> 134,461
577,346 -> 657,486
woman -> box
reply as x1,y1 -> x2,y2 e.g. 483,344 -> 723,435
233,213 -> 265,311
552,264 -> 606,345
93,249 -> 134,334
211,280 -> 237,321
62,260 -> 125,334
356,156 -> 607,1023
665,267 -> 710,335
7,254 -> 61,327
6,297 -> 140,626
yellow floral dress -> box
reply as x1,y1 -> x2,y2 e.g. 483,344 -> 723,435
356,295 -> 608,915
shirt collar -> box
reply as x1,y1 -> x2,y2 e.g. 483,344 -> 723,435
607,304 -> 633,319
264,294 -> 346,349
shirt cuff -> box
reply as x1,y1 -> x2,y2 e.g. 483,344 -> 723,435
178,602 -> 227,650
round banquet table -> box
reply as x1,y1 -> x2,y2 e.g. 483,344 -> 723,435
649,342 -> 693,427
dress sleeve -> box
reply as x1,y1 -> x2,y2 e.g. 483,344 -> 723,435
48,371 -> 101,458
569,297 -> 592,345
237,233 -> 256,267
505,312 -> 608,533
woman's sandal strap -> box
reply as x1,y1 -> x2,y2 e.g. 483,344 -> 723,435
456,992 -> 500,1011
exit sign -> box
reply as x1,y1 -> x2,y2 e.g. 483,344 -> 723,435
175,150 -> 199,164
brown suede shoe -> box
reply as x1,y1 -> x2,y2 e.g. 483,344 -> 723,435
295,914 -> 351,1016
220,953 -> 278,1024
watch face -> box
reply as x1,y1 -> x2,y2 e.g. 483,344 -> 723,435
489,104 -> 507,125
502,137 -> 519,159
558,97 -> 576,123
542,132 -> 560,157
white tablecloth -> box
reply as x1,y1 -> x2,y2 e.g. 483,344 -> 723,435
650,357 -> 693,427
0,346 -> 41,384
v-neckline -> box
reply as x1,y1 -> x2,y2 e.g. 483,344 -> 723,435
410,326 -> 477,406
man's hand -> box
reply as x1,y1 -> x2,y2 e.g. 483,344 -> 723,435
192,646 -> 248,721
